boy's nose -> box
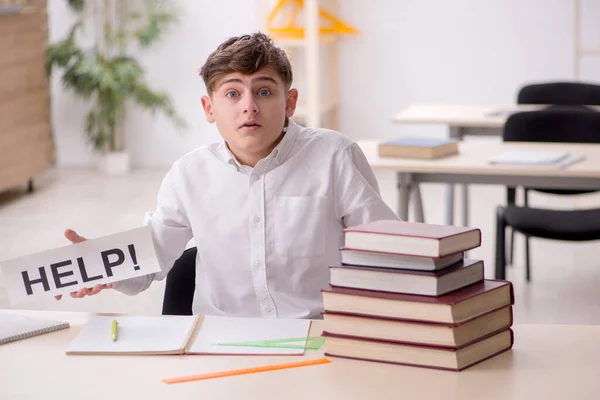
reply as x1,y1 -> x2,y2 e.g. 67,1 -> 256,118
242,97 -> 259,114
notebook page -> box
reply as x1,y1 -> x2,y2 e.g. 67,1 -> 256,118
0,314 -> 70,345
188,316 -> 311,355
66,315 -> 197,354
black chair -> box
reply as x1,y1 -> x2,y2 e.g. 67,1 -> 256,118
508,82 -> 600,273
161,247 -> 197,315
518,82 -> 600,106
495,109 -> 600,281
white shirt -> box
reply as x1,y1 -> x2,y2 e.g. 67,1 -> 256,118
112,121 -> 399,318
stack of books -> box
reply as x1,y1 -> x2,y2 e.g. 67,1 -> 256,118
322,220 -> 514,371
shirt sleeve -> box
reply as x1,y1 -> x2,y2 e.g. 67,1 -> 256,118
334,143 -> 401,228
111,164 -> 193,296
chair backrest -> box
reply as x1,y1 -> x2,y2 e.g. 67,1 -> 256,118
161,247 -> 197,315
504,109 -> 600,143
504,109 -> 600,195
517,82 -> 600,105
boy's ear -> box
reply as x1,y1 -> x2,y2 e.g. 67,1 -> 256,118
201,95 -> 215,123
285,89 -> 299,118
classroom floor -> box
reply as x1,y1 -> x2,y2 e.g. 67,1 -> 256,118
1,167 -> 599,324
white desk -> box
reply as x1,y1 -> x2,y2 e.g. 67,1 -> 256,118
1,310 -> 600,399
358,139 -> 600,227
391,104 -> 599,225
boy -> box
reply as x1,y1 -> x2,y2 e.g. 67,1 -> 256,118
59,33 -> 399,318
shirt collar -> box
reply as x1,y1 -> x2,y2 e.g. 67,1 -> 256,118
216,120 -> 300,170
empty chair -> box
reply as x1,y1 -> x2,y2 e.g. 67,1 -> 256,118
495,109 -> 600,281
507,82 -> 600,275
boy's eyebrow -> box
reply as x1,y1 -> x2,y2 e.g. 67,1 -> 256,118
217,76 -> 279,89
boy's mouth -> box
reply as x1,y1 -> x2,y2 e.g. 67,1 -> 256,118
240,121 -> 262,130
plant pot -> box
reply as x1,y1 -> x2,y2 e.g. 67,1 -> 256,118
97,151 -> 131,175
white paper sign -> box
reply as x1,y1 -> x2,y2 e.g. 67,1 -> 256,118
0,226 -> 160,304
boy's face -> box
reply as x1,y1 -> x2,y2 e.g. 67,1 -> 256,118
201,67 -> 298,165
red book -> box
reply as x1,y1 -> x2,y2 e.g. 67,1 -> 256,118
344,220 -> 481,257
322,305 -> 513,348
322,280 -> 514,324
322,328 -> 513,372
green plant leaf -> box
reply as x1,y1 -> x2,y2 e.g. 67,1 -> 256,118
67,0 -> 85,13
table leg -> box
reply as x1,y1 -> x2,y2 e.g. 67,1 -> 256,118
397,172 -> 412,221
447,126 -> 467,226
412,183 -> 425,223
462,184 -> 469,226
445,184 -> 454,225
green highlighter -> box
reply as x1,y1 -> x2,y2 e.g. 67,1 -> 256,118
216,336 -> 326,350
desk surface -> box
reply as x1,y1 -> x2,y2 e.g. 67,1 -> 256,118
1,310 -> 600,400
392,104 -> 600,128
358,139 -> 600,179
392,104 -> 521,127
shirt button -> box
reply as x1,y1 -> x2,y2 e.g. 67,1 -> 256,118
264,305 -> 272,313
254,260 -> 262,268
253,215 -> 261,224
253,174 -> 260,181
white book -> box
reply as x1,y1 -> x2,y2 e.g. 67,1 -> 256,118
66,315 -> 311,356
0,314 -> 70,345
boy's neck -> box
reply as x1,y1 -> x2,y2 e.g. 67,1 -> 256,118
228,123 -> 289,168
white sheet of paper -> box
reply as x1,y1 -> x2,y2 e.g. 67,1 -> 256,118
66,315 -> 197,354
188,315 -> 312,355
0,226 -> 160,304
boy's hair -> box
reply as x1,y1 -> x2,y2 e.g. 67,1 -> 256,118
199,32 -> 293,94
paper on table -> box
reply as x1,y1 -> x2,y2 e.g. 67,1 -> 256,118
187,315 -> 311,355
489,150 -> 570,165
66,315 -> 198,355
489,151 -> 586,168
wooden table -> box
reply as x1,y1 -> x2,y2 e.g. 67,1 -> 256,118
358,139 -> 600,225
1,309 -> 600,399
391,104 -> 600,226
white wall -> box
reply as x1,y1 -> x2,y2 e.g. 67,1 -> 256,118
49,0 -> 600,168
48,0 -> 259,168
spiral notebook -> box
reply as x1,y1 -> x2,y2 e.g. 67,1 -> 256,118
0,314 -> 70,345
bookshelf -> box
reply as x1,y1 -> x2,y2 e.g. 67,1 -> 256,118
257,0 -> 356,130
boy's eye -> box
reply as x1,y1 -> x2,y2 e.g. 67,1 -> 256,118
226,91 -> 238,98
258,89 -> 271,96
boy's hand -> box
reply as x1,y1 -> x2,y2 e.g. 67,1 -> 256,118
54,229 -> 113,300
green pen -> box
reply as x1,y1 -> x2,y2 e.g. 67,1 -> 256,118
111,320 -> 118,342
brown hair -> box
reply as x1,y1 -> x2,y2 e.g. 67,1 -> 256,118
199,32 -> 293,94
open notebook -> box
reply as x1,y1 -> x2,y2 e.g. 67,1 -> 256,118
66,315 -> 312,356
0,314 -> 70,345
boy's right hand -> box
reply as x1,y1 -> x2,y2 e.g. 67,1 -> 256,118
54,229 -> 113,300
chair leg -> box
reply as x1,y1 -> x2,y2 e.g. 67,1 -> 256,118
523,188 -> 531,282
509,228 -> 515,265
506,187 -> 517,266
525,235 -> 531,282
495,206 -> 507,280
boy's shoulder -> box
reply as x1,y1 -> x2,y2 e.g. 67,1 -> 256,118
295,124 -> 355,151
171,142 -> 223,171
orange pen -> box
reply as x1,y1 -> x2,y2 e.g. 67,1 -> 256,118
162,358 -> 331,384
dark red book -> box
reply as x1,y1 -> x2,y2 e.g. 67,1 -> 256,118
322,305 -> 512,348
344,220 -> 481,257
323,328 -> 513,372
322,280 -> 514,324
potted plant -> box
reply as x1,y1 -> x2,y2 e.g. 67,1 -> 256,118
45,0 -> 185,174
